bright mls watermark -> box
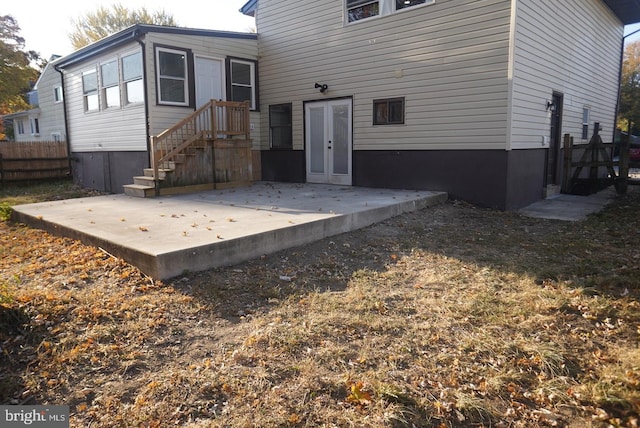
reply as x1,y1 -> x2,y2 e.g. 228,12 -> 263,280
1,406 -> 69,427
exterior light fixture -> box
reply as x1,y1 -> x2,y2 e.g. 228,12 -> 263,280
546,101 -> 556,112
315,83 -> 328,93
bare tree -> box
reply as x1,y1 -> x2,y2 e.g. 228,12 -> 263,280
69,4 -> 178,50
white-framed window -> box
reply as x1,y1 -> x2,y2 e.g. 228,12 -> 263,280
582,107 -> 590,140
30,117 -> 40,136
122,51 -> 144,104
156,47 -> 188,106
51,132 -> 62,142
346,0 -> 434,22
53,85 -> 63,103
229,58 -> 257,110
16,120 -> 25,135
82,69 -> 99,112
101,60 -> 121,109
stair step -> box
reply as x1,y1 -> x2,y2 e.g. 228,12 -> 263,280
123,184 -> 155,198
144,168 -> 173,178
133,176 -> 161,186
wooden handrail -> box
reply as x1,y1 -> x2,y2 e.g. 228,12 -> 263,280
151,100 -> 251,194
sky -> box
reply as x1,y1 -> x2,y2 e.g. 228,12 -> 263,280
5,0 -> 255,60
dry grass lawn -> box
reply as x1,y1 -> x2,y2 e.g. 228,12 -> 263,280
1,180 -> 639,427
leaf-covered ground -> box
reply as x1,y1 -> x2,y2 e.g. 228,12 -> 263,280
1,181 -> 639,427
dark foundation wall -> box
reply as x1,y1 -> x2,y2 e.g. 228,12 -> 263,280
258,149 -> 548,211
353,150 -> 511,210
72,151 -> 149,194
261,150 -> 306,183
505,149 -> 547,210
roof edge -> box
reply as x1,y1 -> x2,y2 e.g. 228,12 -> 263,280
55,24 -> 257,69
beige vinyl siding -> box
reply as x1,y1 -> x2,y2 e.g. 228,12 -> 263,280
256,0 -> 512,151
143,33 -> 261,148
34,63 -> 66,140
64,42 -> 147,153
509,0 -> 622,149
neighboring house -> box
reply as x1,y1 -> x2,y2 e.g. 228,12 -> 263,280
1,56 -> 65,143
53,25 -> 259,193
240,0 -> 640,210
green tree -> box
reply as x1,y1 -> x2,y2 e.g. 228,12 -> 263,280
619,40 -> 640,135
69,4 -> 178,50
0,15 -> 40,139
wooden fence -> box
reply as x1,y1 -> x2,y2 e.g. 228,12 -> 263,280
0,140 -> 69,184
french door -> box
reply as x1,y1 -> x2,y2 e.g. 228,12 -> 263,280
305,99 -> 352,185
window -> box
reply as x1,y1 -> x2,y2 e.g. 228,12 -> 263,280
101,60 -> 121,108
51,132 -> 62,142
30,118 -> 40,135
582,107 -> 590,140
16,120 -> 25,135
53,86 -> 63,103
122,52 -> 144,104
156,47 -> 188,105
229,59 -> 257,110
269,104 -> 292,149
395,0 -> 430,10
347,0 -> 379,22
82,69 -> 99,111
347,0 -> 434,22
373,97 -> 405,125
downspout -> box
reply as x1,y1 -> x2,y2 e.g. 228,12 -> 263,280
54,64 -> 73,181
134,29 -> 152,166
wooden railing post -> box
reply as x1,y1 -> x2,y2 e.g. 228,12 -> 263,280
150,136 -> 160,196
561,134 -> 572,193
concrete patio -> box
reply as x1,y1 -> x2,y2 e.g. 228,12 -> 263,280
11,182 -> 448,279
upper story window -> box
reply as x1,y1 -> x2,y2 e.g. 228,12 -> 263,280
156,47 -> 189,106
82,69 -> 99,112
101,60 -> 121,109
228,58 -> 258,110
347,0 -> 434,22
347,0 -> 379,22
122,52 -> 144,104
53,86 -> 63,103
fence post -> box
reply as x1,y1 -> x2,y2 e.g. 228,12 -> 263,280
617,134 -> 629,195
561,134 -> 572,193
0,153 -> 3,188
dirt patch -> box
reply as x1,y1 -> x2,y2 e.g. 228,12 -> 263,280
1,186 -> 639,427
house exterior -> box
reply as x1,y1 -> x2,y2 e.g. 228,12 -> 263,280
1,57 -> 65,143
241,0 -> 640,210
54,25 -> 260,193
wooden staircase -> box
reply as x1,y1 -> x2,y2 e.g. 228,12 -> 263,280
124,100 -> 252,198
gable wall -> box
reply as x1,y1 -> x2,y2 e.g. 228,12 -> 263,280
509,0 -> 622,149
36,63 -> 66,141
255,0 -> 513,151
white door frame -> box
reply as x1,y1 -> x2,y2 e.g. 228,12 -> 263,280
305,98 -> 353,185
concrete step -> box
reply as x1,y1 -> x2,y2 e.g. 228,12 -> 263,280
123,184 -> 156,198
